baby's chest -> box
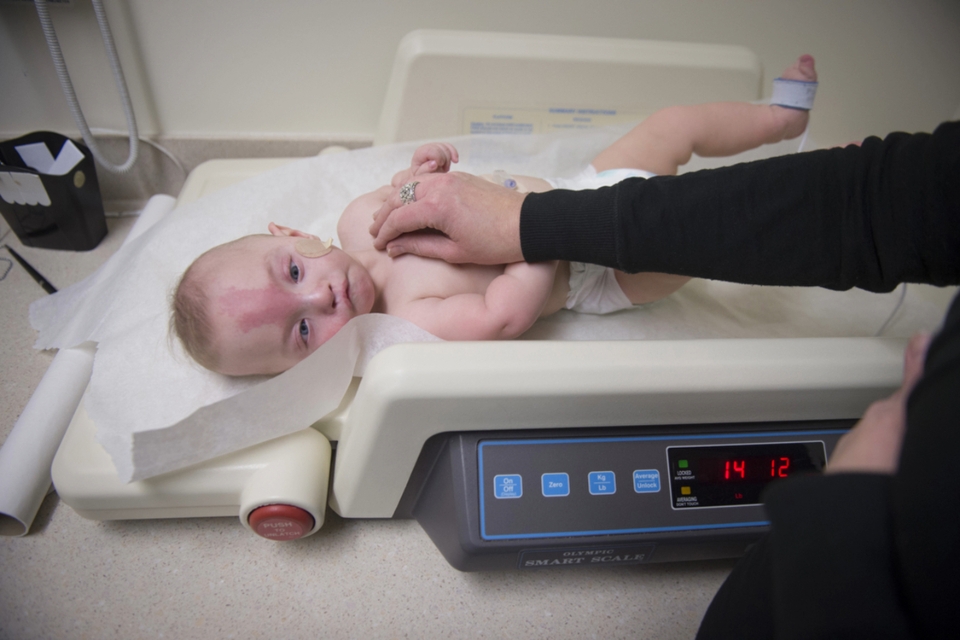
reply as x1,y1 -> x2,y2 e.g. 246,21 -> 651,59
385,257 -> 504,307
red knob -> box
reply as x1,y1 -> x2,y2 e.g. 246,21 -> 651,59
248,504 -> 315,541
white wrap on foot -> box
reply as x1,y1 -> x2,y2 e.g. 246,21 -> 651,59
771,78 -> 818,110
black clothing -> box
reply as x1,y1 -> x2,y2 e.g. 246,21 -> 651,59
521,122 -> 960,292
520,122 -> 960,638
696,298 -> 960,639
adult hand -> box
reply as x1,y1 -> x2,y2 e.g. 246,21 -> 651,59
369,171 -> 526,265
826,332 -> 932,475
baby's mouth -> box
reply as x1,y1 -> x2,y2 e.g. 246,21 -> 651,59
339,279 -> 353,311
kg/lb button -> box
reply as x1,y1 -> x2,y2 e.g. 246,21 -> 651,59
494,474 -> 523,499
633,469 -> 661,493
588,471 -> 617,495
541,472 -> 570,497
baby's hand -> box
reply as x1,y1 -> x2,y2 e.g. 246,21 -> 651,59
391,143 -> 459,187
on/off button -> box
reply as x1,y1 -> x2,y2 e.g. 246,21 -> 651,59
494,474 -> 523,499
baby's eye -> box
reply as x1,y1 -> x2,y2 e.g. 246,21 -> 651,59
298,319 -> 310,344
290,262 -> 301,282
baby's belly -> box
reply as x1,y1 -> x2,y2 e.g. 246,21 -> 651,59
384,254 -> 570,317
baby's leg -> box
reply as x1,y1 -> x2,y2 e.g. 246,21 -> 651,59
614,271 -> 691,305
593,55 -> 817,176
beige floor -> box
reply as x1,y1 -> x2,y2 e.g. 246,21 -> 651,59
0,214 -> 733,640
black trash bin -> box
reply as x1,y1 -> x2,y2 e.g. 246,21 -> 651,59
0,131 -> 107,251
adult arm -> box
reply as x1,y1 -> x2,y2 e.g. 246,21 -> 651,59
697,475 -> 915,640
370,123 -> 959,289
759,330 -> 930,638
699,298 -> 960,639
522,122 -> 960,292
891,297 -> 960,638
706,474 -> 918,640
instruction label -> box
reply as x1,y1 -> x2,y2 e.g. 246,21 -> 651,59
463,107 -> 644,135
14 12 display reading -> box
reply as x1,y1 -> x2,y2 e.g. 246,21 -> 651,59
667,442 -> 827,508
706,455 -> 793,483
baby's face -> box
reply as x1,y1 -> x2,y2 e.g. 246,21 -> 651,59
202,234 -> 375,375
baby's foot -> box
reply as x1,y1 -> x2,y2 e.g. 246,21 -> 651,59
782,54 -> 817,83
773,54 -> 817,139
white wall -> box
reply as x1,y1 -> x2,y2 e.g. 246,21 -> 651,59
2,0 -> 959,146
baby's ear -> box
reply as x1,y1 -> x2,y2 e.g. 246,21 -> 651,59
268,222 -> 318,239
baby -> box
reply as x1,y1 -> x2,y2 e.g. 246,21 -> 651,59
173,56 -> 818,376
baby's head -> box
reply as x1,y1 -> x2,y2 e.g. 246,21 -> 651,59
172,223 -> 376,376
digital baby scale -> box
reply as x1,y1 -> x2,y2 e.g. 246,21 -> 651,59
45,32 -> 907,568
53,337 -> 897,571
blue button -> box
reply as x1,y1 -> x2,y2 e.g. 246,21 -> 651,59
541,473 -> 570,497
633,469 -> 661,493
588,471 -> 617,495
494,474 -> 523,499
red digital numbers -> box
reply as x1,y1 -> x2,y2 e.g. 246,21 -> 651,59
723,457 -> 792,481
770,457 -> 791,477
724,459 -> 746,479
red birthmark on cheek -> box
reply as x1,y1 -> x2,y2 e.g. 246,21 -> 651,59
218,287 -> 295,333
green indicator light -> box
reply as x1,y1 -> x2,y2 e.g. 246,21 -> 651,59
678,460 -> 689,469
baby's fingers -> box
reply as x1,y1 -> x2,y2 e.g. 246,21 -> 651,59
414,160 -> 438,176
437,144 -> 459,171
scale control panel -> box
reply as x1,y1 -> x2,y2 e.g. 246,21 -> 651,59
406,421 -> 851,571
478,430 -> 836,541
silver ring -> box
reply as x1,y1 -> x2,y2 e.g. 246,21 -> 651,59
399,181 -> 419,205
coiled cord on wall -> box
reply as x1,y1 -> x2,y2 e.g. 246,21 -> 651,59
34,0 -> 139,174
875,283 -> 909,336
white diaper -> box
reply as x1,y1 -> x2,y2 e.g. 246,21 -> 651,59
547,165 -> 654,190
550,165 -> 654,315
565,262 -> 634,314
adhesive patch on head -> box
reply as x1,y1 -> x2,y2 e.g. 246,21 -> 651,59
295,237 -> 333,258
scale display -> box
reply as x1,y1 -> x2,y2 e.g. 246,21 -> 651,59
667,441 -> 827,509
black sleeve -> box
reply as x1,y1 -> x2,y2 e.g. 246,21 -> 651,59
890,295 -> 960,639
697,475 -> 916,640
768,474 -> 914,640
697,293 -> 960,639
521,121 -> 960,292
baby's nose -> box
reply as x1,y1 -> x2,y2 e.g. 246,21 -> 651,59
301,283 -> 336,314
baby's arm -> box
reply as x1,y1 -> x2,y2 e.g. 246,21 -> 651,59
396,261 -> 558,340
